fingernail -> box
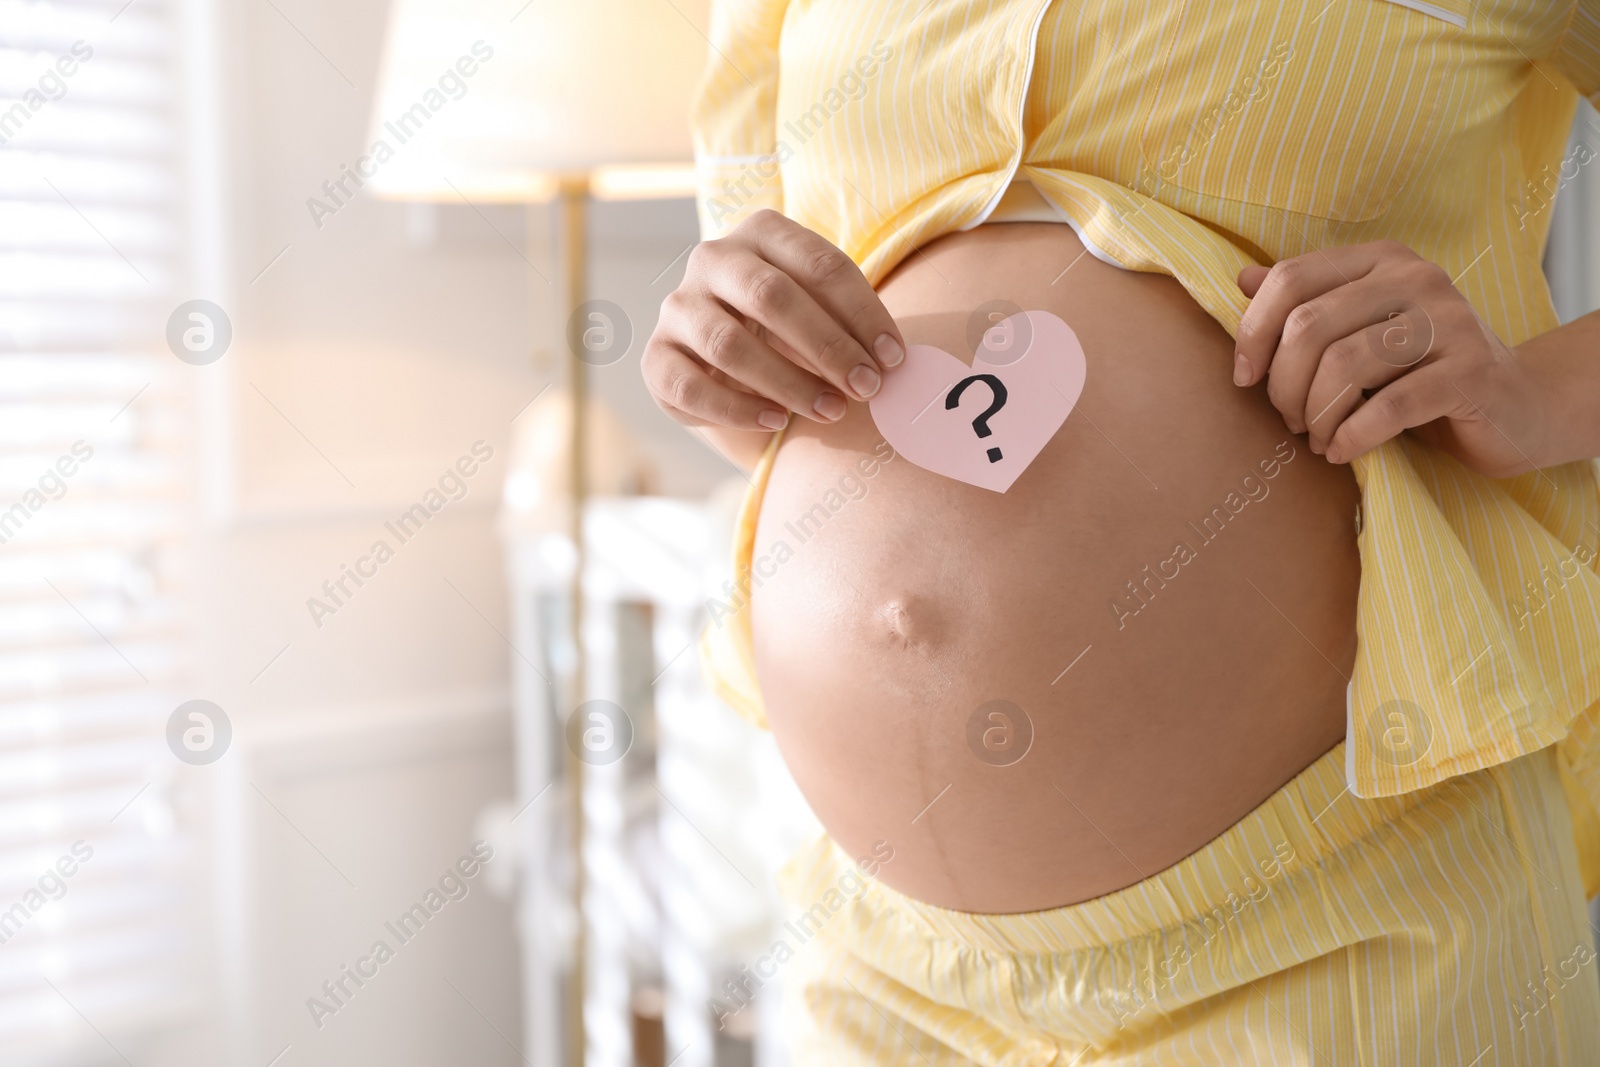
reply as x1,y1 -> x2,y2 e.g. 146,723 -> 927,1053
757,408 -> 789,431
1326,446 -> 1343,463
813,392 -> 846,420
875,334 -> 905,367
1233,353 -> 1251,386
847,364 -> 881,398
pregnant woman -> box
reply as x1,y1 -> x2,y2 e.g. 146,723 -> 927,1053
644,2 -> 1600,1062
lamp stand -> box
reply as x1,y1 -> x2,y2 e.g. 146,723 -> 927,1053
556,172 -> 590,1067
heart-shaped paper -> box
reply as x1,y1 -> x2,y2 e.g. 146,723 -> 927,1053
869,310 -> 1086,493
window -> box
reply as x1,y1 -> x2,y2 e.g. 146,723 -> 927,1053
0,0 -> 199,1058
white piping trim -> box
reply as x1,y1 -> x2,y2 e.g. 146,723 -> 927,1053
977,176 -> 1143,274
1378,0 -> 1465,29
960,0 -> 1057,231
1048,201 -> 1132,272
964,175 -> 1019,232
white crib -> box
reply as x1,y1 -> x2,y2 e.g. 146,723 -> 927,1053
503,492 -> 818,1067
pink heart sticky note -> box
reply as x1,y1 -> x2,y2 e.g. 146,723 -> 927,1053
869,310 -> 1086,493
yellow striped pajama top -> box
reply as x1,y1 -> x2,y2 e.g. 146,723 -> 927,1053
693,0 -> 1600,891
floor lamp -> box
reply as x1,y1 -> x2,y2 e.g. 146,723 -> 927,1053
364,2 -> 708,1063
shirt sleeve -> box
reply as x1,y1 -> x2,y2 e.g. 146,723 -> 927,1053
1551,1 -> 1600,101
690,0 -> 788,239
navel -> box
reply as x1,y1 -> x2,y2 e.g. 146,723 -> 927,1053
877,594 -> 940,647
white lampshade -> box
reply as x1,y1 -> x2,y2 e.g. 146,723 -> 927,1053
365,0 -> 711,201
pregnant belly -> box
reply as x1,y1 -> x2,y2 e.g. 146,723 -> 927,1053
749,223 -> 1360,914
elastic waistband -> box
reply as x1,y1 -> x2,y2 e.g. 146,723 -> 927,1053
780,740 -> 1519,956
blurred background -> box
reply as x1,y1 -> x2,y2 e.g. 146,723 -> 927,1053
4,1 -> 1600,1065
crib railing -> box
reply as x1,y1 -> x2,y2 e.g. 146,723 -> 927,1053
504,493 -> 816,1067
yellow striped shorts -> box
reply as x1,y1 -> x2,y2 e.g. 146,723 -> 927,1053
775,743 -> 1600,1065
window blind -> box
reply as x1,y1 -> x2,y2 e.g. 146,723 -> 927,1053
0,0 -> 197,1058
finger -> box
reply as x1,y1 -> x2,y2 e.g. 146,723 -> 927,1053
1323,361 -> 1467,464
1303,315 -> 1437,454
743,211 -> 906,371
1237,264 -> 1270,297
1235,243 -> 1395,385
685,306 -> 847,422
697,245 -> 883,403
645,343 -> 793,432
1265,273 -> 1413,434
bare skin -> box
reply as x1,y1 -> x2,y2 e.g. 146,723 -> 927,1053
643,210 -> 1600,914
747,224 -> 1359,913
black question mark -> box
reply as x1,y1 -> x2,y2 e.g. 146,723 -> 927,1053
945,374 -> 1008,462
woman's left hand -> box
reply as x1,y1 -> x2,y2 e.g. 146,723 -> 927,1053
1234,240 -> 1550,477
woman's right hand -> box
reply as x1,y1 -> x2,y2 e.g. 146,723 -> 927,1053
643,209 -> 906,433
